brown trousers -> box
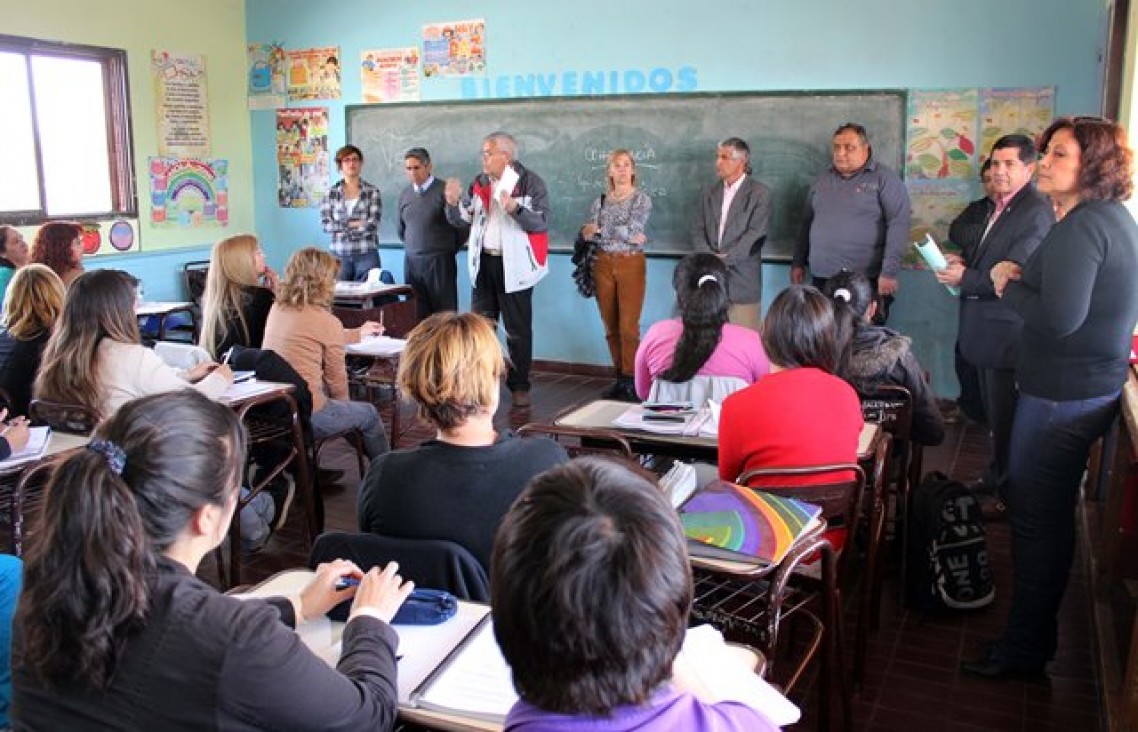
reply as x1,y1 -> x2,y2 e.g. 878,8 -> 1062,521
593,251 -> 646,375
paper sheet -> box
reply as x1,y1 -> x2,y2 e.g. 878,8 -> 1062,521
346,336 -> 407,357
492,165 -> 520,205
913,234 -> 960,296
413,617 -> 517,721
2,426 -> 51,466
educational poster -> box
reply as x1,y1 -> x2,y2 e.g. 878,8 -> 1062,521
149,157 -> 229,228
247,42 -> 287,109
286,47 -> 341,101
979,87 -> 1055,161
151,50 -> 211,157
276,107 -> 329,208
905,179 -> 974,268
905,89 -> 978,180
421,18 -> 485,77
360,47 -> 421,103
16,220 -> 141,256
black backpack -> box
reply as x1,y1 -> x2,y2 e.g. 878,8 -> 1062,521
905,471 -> 995,611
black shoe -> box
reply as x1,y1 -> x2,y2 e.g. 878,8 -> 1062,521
960,646 -> 1047,682
617,378 -> 639,403
267,473 -> 296,532
602,379 -> 624,399
317,467 -> 345,487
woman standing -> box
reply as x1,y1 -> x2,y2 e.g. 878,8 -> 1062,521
30,221 -> 84,288
199,234 -> 279,358
580,149 -> 652,401
320,145 -> 382,282
962,117 -> 1138,680
0,265 -> 65,416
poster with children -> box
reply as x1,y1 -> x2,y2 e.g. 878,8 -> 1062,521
286,47 -> 341,101
276,108 -> 329,208
360,47 -> 420,103
247,42 -> 287,109
421,19 -> 485,77
149,157 -> 229,228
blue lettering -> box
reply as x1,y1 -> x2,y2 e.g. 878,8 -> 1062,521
461,78 -> 478,99
536,73 -> 557,96
582,70 -> 605,94
624,69 -> 646,93
677,65 -> 698,91
609,70 -> 619,91
648,67 -> 673,92
513,74 -> 535,97
563,71 -> 578,95
495,75 -> 512,97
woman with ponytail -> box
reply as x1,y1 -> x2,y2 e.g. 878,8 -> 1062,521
633,253 -> 768,402
12,390 -> 413,730
824,270 -> 944,447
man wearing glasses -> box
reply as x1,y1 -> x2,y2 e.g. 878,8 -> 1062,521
445,132 -> 550,409
792,122 -> 910,322
398,147 -> 463,319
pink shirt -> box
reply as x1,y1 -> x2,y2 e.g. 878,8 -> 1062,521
634,318 -> 770,399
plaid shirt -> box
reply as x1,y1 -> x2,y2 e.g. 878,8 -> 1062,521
320,179 -> 382,255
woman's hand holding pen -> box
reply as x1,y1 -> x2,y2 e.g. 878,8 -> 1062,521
300,559 -> 365,620
349,563 -> 414,624
360,320 -> 385,337
0,408 -> 30,453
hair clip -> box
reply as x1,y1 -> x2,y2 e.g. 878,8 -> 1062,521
833,287 -> 852,303
88,439 -> 126,476
697,275 -> 718,287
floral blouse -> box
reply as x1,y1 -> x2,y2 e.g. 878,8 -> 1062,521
589,189 -> 652,254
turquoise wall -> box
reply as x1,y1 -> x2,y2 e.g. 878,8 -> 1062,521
246,0 -> 1109,395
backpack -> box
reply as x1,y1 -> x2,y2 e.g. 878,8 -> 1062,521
905,471 -> 995,611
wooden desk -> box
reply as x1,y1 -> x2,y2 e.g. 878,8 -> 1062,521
0,430 -> 91,555
345,337 -> 407,447
0,431 -> 90,476
136,300 -> 198,341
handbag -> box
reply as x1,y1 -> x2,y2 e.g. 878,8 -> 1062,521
571,194 -> 604,298
391,588 -> 458,625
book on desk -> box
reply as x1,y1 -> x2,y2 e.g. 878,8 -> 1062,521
0,426 -> 51,469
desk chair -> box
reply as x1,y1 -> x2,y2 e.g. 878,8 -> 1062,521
183,260 -> 210,307
8,460 -> 57,557
29,399 -> 98,435
646,374 -> 748,407
517,423 -> 634,460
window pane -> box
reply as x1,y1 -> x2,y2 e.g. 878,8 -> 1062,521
32,55 -> 112,216
0,52 -> 40,212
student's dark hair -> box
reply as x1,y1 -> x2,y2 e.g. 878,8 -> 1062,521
823,270 -> 874,380
17,390 -> 247,691
405,147 -> 431,165
335,144 -> 363,167
661,253 -> 730,383
1039,115 -> 1134,201
761,284 -> 839,373
834,122 -> 869,143
991,133 -> 1037,164
980,158 -> 992,177
491,458 -> 691,715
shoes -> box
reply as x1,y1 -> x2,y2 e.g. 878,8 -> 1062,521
268,473 -> 296,532
316,467 -> 345,487
960,644 -> 1047,682
602,379 -> 624,399
512,389 -> 531,408
603,376 -> 639,403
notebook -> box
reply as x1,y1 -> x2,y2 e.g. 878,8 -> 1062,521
679,480 -> 823,565
1,426 -> 51,468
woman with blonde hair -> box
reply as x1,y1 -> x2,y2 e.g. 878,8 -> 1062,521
199,233 -> 279,358
263,247 -> 387,459
30,221 -> 84,288
0,265 -> 65,416
356,311 -> 567,572
579,149 -> 652,400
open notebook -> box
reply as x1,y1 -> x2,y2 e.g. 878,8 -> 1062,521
1,426 -> 51,468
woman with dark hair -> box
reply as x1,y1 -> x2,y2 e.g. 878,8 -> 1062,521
634,253 -> 768,401
29,221 -> 84,288
826,270 -> 944,446
0,265 -> 65,416
320,144 -> 382,281
0,226 -> 29,307
718,285 -> 862,488
492,457 -> 778,730
11,390 -> 413,729
962,117 -> 1138,681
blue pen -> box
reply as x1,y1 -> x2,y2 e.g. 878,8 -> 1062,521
335,577 -> 361,591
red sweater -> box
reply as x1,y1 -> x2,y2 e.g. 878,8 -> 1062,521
718,367 -> 863,485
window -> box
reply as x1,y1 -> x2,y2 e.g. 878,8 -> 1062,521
0,35 -> 136,223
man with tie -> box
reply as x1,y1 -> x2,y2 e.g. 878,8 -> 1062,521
397,147 -> 463,319
691,137 -> 772,331
936,134 -> 1054,498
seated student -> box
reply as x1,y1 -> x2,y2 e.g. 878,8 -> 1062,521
0,409 -> 29,461
199,233 -> 279,359
635,253 -> 769,402
0,226 -> 30,308
262,248 -> 388,459
825,270 -> 945,446
29,221 -> 84,288
492,458 -> 779,731
11,391 -> 413,729
0,264 -> 65,416
718,285 -> 863,487
357,311 -> 567,572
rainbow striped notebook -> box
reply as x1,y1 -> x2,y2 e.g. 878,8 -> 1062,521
680,480 -> 824,565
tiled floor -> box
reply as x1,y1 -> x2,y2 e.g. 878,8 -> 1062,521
206,373 -> 1105,731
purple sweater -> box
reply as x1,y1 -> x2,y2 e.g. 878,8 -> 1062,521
505,687 -> 779,731
634,319 -> 770,399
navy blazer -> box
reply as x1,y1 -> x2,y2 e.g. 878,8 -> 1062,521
691,175 -> 771,304
954,183 -> 1054,369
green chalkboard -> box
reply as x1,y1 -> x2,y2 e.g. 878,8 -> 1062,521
346,90 -> 906,260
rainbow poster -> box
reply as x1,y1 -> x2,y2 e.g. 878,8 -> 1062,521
149,157 -> 229,228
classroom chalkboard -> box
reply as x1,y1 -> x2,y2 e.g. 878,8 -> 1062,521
346,90 -> 906,260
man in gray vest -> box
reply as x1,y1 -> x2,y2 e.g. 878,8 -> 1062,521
397,147 -> 462,319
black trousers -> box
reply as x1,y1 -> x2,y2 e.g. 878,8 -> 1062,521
405,253 -> 458,320
954,342 -> 987,424
812,275 -> 894,325
977,366 -> 1018,497
472,253 -> 532,392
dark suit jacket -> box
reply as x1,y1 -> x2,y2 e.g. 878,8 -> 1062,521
954,183 -> 1054,369
691,175 -> 771,304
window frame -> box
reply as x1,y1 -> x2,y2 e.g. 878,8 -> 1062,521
0,33 -> 137,225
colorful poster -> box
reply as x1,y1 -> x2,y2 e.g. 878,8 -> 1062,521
149,157 -> 229,228
905,89 -> 978,180
276,108 -> 329,208
979,87 -> 1055,161
247,42 -> 287,110
905,179 -> 975,268
361,47 -> 421,103
286,47 -> 341,101
421,18 -> 485,77
151,50 -> 211,157
16,220 -> 141,256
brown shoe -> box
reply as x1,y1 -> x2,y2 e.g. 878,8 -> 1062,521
512,389 -> 531,408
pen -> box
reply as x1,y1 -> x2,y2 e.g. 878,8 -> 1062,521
335,577 -> 361,590
221,347 -> 233,365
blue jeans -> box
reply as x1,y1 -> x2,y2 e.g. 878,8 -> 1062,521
337,249 -> 381,282
311,398 -> 389,459
240,488 -> 275,553
998,390 -> 1120,667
